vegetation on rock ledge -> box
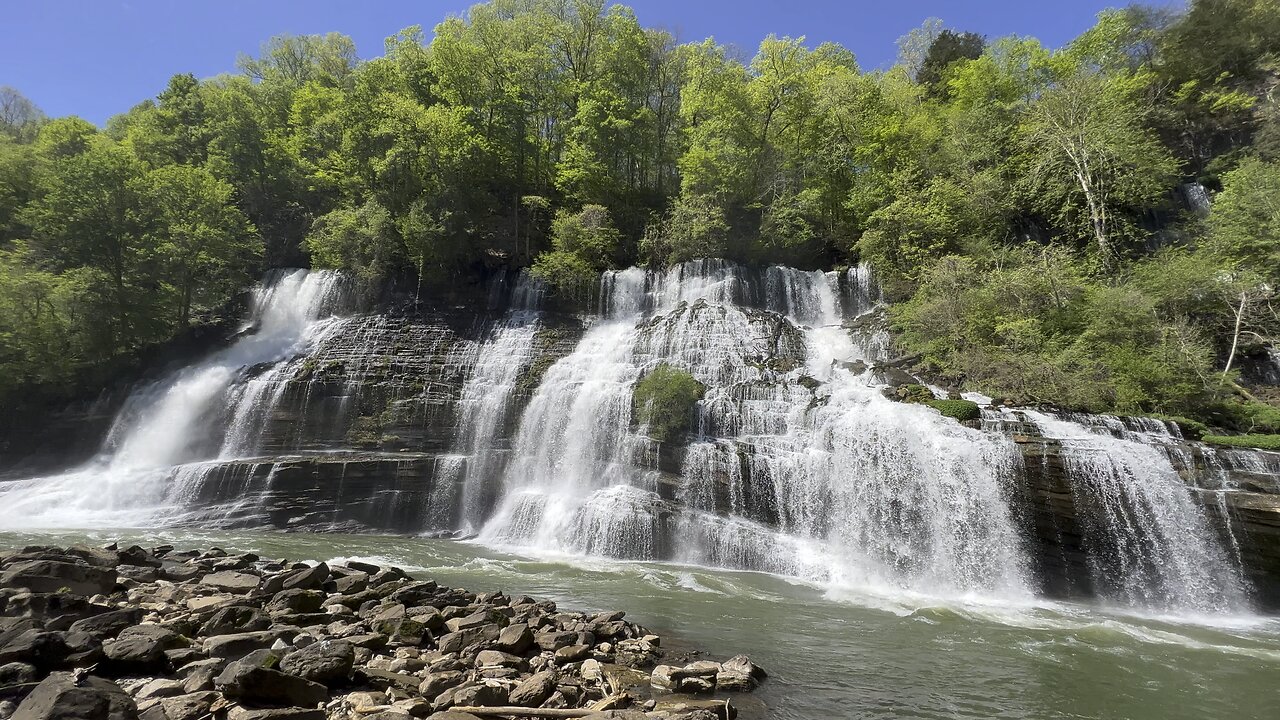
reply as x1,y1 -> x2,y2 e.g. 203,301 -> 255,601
633,364 -> 705,443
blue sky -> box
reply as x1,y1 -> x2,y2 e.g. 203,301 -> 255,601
3,1 -> 1144,126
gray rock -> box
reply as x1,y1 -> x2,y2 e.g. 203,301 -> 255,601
264,589 -> 326,617
0,560 -> 117,597
721,655 -> 767,680
507,670 -> 556,708
175,658 -> 224,693
553,644 -> 591,663
278,639 -> 354,685
69,609 -> 144,638
281,564 -> 329,592
444,609 -> 505,634
360,667 -> 421,693
0,630 -> 69,670
153,692 -> 218,720
215,656 -> 328,708
418,671 -> 464,698
11,672 -> 137,720
493,623 -> 533,654
0,662 -> 37,685
202,631 -> 286,659
448,683 -> 508,708
132,679 -> 185,702
436,625 -> 498,654
199,571 -> 259,594
198,605 -> 271,636
534,631 -> 576,651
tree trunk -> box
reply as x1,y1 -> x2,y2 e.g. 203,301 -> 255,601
1221,290 -> 1249,384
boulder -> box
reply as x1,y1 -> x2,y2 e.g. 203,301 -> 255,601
448,683 -> 507,708
0,662 -> 37,685
436,625 -> 498,654
278,640 -> 354,685
444,610 -> 505,634
0,560 -> 116,597
199,571 -> 259,594
198,606 -> 271,637
553,644 -> 591,663
150,692 -> 218,720
264,590 -> 325,617
70,609 -> 144,639
492,624 -> 533,654
11,672 -> 137,720
281,564 -> 329,592
0,630 -> 69,670
507,670 -> 556,708
418,671 -> 465,698
720,655 -> 767,681
202,631 -> 286,659
534,631 -> 577,651
215,656 -> 328,708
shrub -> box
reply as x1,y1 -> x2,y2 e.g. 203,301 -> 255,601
927,399 -> 981,422
633,364 -> 706,443
1202,434 -> 1280,451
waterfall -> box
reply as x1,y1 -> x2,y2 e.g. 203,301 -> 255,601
1023,410 -> 1249,613
0,269 -> 349,528
479,261 -> 1032,600
449,270 -> 545,532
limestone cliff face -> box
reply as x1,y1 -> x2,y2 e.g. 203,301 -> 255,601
2,268 -> 1279,613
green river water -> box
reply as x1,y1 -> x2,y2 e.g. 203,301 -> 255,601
3,530 -> 1278,720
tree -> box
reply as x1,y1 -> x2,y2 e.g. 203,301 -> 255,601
531,204 -> 620,299
21,125 -> 158,352
918,30 -> 985,95
1019,70 -> 1177,261
140,165 -> 257,326
0,87 -> 46,142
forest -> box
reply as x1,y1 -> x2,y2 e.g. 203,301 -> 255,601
0,0 -> 1278,435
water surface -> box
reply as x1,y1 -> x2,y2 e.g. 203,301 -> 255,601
3,529 -> 1276,720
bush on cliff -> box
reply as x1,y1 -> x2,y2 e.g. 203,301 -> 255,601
927,399 -> 981,422
633,364 -> 705,443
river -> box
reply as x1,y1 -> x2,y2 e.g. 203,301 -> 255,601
3,529 -> 1277,719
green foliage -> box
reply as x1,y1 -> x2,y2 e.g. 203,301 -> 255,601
2,0 -> 1280,430
531,205 -> 622,300
1203,434 -> 1280,451
633,364 -> 706,443
927,399 -> 981,422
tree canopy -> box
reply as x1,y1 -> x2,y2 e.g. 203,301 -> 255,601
1,0 -> 1279,431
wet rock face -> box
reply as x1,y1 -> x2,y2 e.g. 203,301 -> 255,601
1010,434 -> 1280,611
0,542 -> 766,720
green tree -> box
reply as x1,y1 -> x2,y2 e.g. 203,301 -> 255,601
140,165 -> 257,326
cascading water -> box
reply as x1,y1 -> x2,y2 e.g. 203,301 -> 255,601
450,270 -> 545,531
480,260 -> 1033,600
0,270 -> 349,528
1022,409 -> 1249,613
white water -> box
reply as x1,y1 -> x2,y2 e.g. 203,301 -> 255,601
480,260 -> 1032,601
1022,409 -> 1248,613
452,271 -> 545,531
0,270 -> 349,528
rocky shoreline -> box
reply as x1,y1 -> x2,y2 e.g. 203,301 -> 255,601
0,543 -> 766,720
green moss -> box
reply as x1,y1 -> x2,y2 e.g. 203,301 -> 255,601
927,399 -> 981,422
633,364 -> 706,443
1203,434 -> 1280,451
896,383 -> 936,404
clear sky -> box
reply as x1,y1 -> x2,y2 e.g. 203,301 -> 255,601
3,0 -> 1138,126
